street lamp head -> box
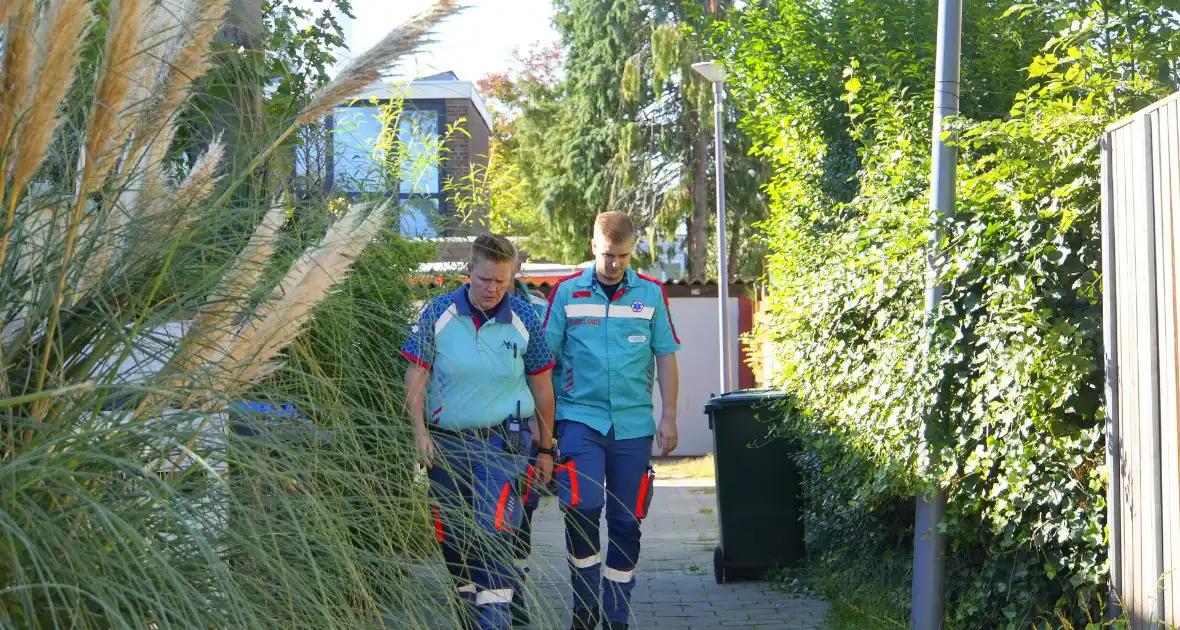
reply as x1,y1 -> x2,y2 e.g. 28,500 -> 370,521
691,60 -> 727,84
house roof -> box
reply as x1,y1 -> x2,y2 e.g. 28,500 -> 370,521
412,277 -> 758,299
351,72 -> 493,131
410,261 -> 758,298
410,236 -> 759,297
513,277 -> 759,298
418,71 -> 460,81
411,235 -> 569,266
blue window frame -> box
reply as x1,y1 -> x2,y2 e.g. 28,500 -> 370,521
325,99 -> 447,238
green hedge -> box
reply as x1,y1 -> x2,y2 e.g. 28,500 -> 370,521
713,0 -> 1179,626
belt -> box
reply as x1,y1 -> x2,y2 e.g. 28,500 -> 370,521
428,424 -> 497,440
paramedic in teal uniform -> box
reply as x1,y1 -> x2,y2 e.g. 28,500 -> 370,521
401,233 -> 556,630
544,212 -> 682,630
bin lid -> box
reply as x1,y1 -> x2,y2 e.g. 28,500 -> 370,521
704,388 -> 792,412
229,400 -> 333,445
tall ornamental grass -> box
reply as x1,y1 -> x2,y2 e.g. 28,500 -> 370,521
0,0 -> 517,627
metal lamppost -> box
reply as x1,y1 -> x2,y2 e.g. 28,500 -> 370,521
912,0 -> 961,628
692,60 -> 732,395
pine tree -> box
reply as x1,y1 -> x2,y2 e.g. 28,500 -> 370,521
474,0 -> 768,277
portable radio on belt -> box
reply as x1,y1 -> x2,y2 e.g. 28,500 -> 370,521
503,401 -> 526,455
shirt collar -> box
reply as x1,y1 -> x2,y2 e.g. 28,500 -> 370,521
452,284 -> 514,323
575,267 -> 595,287
578,266 -> 635,289
573,265 -> 637,287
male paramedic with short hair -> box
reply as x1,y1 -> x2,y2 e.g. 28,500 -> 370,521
401,233 -> 556,630
545,211 -> 681,630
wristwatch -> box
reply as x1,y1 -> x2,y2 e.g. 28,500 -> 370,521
536,446 -> 556,457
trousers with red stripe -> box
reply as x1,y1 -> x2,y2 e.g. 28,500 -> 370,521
554,419 -> 654,626
428,429 -> 528,630
514,446 -> 543,573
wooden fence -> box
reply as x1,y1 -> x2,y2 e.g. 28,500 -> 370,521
1102,90 -> 1180,629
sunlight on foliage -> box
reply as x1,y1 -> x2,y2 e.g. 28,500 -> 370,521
715,0 -> 1178,626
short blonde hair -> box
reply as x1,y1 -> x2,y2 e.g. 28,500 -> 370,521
593,211 -> 635,244
471,233 -> 517,265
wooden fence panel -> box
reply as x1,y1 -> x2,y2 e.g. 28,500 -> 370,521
1111,119 -> 1134,622
1158,97 -> 1180,626
1104,90 -> 1180,629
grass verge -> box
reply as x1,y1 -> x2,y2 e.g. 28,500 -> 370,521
767,557 -> 1146,630
767,557 -> 909,630
652,454 -> 715,480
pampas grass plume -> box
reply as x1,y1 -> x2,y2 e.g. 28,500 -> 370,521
222,199 -> 394,386
8,0 -> 93,202
0,0 -> 36,154
298,0 -> 462,126
82,0 -> 151,193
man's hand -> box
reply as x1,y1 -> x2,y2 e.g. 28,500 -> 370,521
657,415 -> 678,456
654,354 -> 679,456
415,431 -> 435,468
534,452 -> 554,486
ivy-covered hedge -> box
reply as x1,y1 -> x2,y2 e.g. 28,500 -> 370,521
714,0 -> 1179,626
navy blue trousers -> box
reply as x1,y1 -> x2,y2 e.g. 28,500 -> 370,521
553,420 -> 654,625
428,430 -> 528,630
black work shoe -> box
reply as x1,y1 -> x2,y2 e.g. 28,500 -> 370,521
569,607 -> 600,630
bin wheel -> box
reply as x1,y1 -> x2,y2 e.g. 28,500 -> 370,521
712,546 -> 727,584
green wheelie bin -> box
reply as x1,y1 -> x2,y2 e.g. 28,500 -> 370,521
705,389 -> 805,583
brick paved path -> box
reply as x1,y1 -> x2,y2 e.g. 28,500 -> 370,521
511,482 -> 829,629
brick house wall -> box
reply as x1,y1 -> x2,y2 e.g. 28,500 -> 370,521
442,98 -> 491,235
342,76 -> 494,238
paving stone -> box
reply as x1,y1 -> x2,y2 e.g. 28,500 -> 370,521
408,486 -> 827,628
511,485 -> 828,628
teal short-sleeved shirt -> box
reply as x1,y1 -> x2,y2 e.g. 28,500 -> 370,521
401,284 -> 556,430
542,267 -> 682,439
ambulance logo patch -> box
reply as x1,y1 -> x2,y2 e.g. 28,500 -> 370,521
631,300 -> 644,312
